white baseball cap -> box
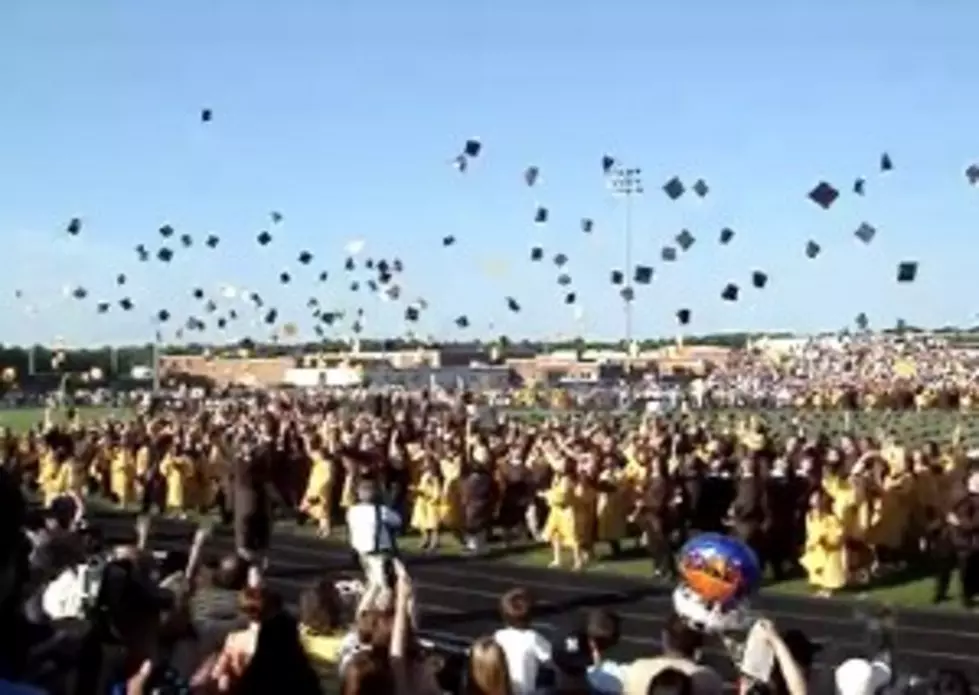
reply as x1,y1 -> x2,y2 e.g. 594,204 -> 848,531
834,658 -> 892,695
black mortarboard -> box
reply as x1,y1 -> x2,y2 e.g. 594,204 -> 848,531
553,253 -> 568,267
530,246 -> 544,262
405,306 -> 420,322
298,251 -> 313,265
279,271 -> 291,284
159,224 -> 174,238
67,218 -> 82,236
365,258 -> 375,270
661,246 -> 677,262
200,108 -> 212,122
752,271 -> 768,289
136,244 -> 149,261
192,288 -> 204,300
249,291 -> 263,306
854,222 -> 876,244
452,154 -> 467,173
270,211 -> 283,224
157,309 -> 170,322
97,302 -> 109,314
620,287 -> 634,302
229,309 -> 238,319
350,281 -> 359,291
506,297 -> 520,312
880,152 -> 893,172
676,308 -> 691,325
318,270 -> 328,282
442,235 -> 456,246
257,230 -> 272,246
676,230 -> 695,251
966,164 -> 979,186
556,273 -> 571,286
855,312 -> 869,330
634,265 -> 653,284
366,279 -> 378,293
805,240 -> 821,259
853,178 -> 866,196
602,155 -> 616,174
610,270 -> 624,285
808,181 -> 839,209
264,308 -> 278,324
217,317 -> 227,329
692,179 -> 709,197
721,283 -> 739,301
72,287 -> 87,300
463,139 -> 481,157
663,176 -> 685,201
564,292 -> 576,304
580,218 -> 594,233
524,166 -> 539,187
534,206 -> 548,224
377,259 -> 390,274
119,298 -> 133,311
116,273 -> 126,285
455,315 -> 469,328
157,247 -> 173,262
205,234 -> 219,248
205,299 -> 217,313
344,257 -> 355,271
719,227 -> 735,244
180,233 -> 192,248
897,261 -> 918,283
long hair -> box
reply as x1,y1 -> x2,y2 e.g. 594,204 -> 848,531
235,612 -> 323,695
464,637 -> 513,695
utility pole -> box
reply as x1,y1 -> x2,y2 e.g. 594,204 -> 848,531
152,329 -> 162,393
609,165 -> 643,400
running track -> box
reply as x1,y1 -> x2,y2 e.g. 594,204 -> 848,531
92,511 -> 979,687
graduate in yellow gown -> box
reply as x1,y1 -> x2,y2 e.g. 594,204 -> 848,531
300,434 -> 334,537
160,441 -> 191,514
541,461 -> 583,570
439,452 -> 465,540
110,441 -> 137,508
39,445 -> 61,507
866,456 -> 913,565
800,488 -> 847,596
411,457 -> 443,551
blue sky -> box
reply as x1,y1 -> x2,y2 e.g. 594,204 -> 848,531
2,0 -> 978,347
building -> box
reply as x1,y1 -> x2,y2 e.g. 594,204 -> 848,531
158,354 -> 294,387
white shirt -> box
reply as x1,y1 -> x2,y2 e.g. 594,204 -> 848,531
346,502 -> 402,555
41,564 -> 90,620
492,627 -> 551,695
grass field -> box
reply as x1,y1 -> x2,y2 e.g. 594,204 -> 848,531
3,404 -> 970,608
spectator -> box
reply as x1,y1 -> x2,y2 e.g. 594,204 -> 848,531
646,668 -> 693,695
299,578 -> 346,667
622,613 -> 722,695
235,612 -> 324,695
582,608 -> 626,694
493,588 -> 551,695
546,631 -> 598,695
463,636 -> 513,695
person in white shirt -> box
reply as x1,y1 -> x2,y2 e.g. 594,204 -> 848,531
345,480 -> 402,611
492,588 -> 551,695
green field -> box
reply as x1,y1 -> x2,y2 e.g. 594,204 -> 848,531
4,405 -> 969,608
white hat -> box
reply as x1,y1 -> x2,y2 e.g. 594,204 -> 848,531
834,658 -> 892,695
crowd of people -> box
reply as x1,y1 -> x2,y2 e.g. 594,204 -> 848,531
0,384 -> 978,694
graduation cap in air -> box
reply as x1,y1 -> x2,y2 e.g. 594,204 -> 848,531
119,298 -> 133,311
156,309 -> 170,322
853,178 -> 866,196
279,271 -> 291,284
298,251 -> 313,265
192,288 -> 204,300
880,153 -> 893,172
451,155 -> 468,173
264,309 -> 278,324
404,305 -> 420,322
205,234 -> 220,248
721,283 -> 739,301
96,302 -> 110,314
580,218 -> 594,233
752,271 -> 768,289
620,287 -> 635,302
257,231 -> 272,246
553,253 -> 568,267
442,235 -> 456,247
455,315 -> 469,328
249,291 -> 263,307
564,292 -> 576,304
534,206 -> 548,224
136,244 -> 149,261
530,246 -> 544,262
634,266 -> 653,285
349,281 -> 359,292
555,273 -> 571,287
855,312 -> 869,330
610,270 -> 624,285
524,166 -> 539,187
719,228 -> 735,244
692,179 -> 709,198
966,165 -> 979,186
365,258 -> 375,270
676,230 -> 695,252
506,297 -> 521,312
66,218 -> 82,236
661,246 -> 677,262
854,222 -> 876,244
180,233 -> 193,248
157,247 -> 173,263
200,108 -> 212,123
159,224 -> 174,238
270,211 -> 283,224
602,155 -> 616,174
463,139 -> 481,158
663,176 -> 685,201
676,308 -> 691,326
205,300 -> 217,313
217,317 -> 227,330
808,181 -> 839,209
897,261 -> 918,283
318,270 -> 328,282
805,240 -> 821,259
344,257 -> 355,271
116,274 -> 126,286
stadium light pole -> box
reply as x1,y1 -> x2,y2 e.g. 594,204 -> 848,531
152,329 -> 161,393
609,165 -> 643,394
